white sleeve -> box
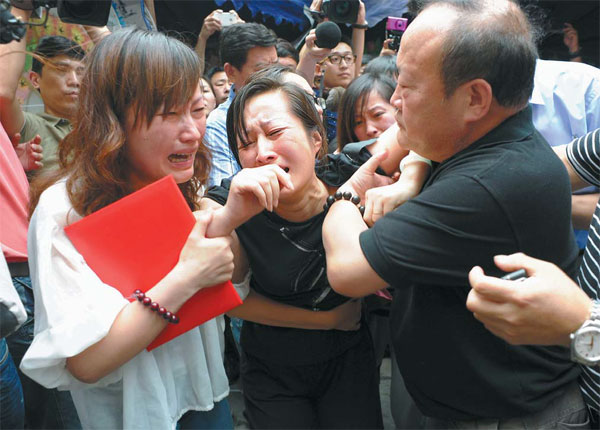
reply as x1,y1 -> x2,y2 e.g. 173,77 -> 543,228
20,184 -> 128,390
233,270 -> 251,301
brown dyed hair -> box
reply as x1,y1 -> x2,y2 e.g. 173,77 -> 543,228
30,28 -> 210,217
226,76 -> 327,166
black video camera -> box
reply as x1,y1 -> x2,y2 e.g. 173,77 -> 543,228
1,0 -> 111,44
322,0 -> 359,25
10,0 -> 111,25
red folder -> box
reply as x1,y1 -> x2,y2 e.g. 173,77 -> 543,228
64,175 -> 242,351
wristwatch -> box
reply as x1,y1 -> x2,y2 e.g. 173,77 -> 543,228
570,300 -> 600,366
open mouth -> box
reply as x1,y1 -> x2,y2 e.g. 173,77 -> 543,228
168,153 -> 194,163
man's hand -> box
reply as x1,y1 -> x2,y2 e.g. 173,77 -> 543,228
10,133 -> 43,171
303,29 -> 332,63
327,299 -> 361,331
198,10 -> 223,41
563,23 -> 580,55
467,253 -> 592,346
339,150 -> 394,201
355,0 -> 366,26
379,39 -> 396,57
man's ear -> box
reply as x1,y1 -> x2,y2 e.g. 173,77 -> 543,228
223,63 -> 237,83
462,78 -> 493,123
315,62 -> 323,76
29,71 -> 41,91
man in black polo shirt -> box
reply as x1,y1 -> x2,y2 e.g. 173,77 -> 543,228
323,0 -> 587,427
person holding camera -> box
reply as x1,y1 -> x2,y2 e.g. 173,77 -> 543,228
203,22 -> 278,188
313,0 -> 366,91
195,8 -> 243,77
0,5 -> 83,428
296,0 -> 366,94
0,6 -> 85,176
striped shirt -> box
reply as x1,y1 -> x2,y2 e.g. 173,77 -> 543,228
566,128 -> 600,422
204,87 -> 240,188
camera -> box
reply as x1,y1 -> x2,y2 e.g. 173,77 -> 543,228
386,16 -> 408,52
2,0 -> 112,44
9,0 -> 111,26
215,11 -> 235,27
322,0 -> 359,25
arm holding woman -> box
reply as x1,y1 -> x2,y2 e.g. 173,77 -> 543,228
335,73 -> 432,224
200,170 -> 361,332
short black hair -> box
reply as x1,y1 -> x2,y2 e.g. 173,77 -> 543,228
276,38 -> 299,64
363,55 -> 398,79
206,65 -> 225,80
339,35 -> 353,51
219,23 -> 277,70
32,36 -> 85,75
249,63 -> 295,82
415,0 -> 538,108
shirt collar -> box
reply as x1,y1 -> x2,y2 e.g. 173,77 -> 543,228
444,105 -> 535,164
38,112 -> 71,128
529,83 -> 543,106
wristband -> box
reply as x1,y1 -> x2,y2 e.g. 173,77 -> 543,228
399,153 -> 432,173
352,22 -> 368,29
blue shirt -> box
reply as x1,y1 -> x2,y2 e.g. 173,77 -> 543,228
531,59 -> 600,146
531,59 -> 600,248
204,87 -> 240,188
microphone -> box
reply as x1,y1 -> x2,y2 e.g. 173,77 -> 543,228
315,21 -> 341,49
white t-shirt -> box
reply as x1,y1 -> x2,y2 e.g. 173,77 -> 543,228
21,180 -> 247,429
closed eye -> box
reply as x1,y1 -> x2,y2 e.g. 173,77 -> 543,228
267,128 -> 284,137
238,140 -> 255,150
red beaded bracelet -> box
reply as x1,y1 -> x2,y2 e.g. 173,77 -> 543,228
133,289 -> 180,324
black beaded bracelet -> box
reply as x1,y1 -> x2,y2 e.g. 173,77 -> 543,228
133,289 -> 180,324
323,190 -> 365,215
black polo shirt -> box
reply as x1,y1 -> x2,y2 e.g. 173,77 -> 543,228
360,106 -> 580,420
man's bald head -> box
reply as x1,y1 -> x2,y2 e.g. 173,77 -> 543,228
411,0 -> 538,109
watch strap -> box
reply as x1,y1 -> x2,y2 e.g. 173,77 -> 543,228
570,300 -> 600,366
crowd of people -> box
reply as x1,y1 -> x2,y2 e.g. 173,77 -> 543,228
0,0 -> 599,429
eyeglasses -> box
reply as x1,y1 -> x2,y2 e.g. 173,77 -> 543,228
327,53 -> 357,65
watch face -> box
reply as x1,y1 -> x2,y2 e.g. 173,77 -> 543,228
574,328 -> 600,362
